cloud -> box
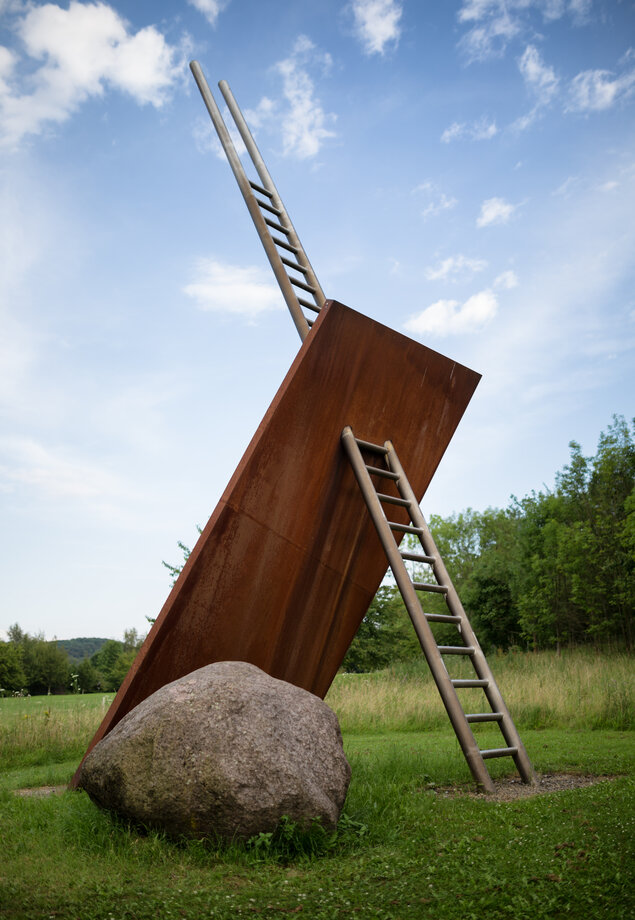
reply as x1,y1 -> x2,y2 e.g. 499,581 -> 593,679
511,44 -> 560,130
457,0 -> 592,62
0,1 -> 184,149
187,0 -> 229,27
274,36 -> 336,159
351,0 -> 403,56
183,258 -> 283,317
0,436 -> 125,501
414,181 -> 458,219
424,254 -> 488,281
519,44 -> 559,102
441,117 -> 498,143
404,289 -> 498,337
566,65 -> 635,112
192,96 -> 275,162
494,269 -> 519,289
476,196 -> 517,227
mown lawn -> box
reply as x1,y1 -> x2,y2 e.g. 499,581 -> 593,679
1,651 -> 633,919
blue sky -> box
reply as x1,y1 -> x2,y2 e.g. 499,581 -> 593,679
1,0 -> 633,641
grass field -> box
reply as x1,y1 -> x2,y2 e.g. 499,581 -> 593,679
1,649 -> 633,919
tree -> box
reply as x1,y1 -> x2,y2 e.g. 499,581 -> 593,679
341,586 -> 420,672
0,642 -> 27,693
76,658 -> 99,693
21,637 -> 70,695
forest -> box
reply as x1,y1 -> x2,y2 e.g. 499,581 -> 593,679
1,415 -> 632,695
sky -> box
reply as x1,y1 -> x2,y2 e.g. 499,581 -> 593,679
1,0 -> 633,641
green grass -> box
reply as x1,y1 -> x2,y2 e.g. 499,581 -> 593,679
0,650 -> 633,919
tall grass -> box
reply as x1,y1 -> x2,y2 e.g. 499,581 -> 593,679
326,648 -> 634,733
0,650 -> 631,772
0,693 -> 114,769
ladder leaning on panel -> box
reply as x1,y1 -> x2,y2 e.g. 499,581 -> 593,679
189,63 -> 536,792
341,427 -> 537,793
190,61 -> 325,342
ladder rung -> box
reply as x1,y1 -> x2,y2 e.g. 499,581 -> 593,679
265,217 -> 290,235
480,746 -> 518,760
365,465 -> 399,480
466,713 -> 504,723
306,317 -> 315,327
437,645 -> 474,655
389,522 -> 422,535
281,257 -> 308,275
413,581 -> 448,594
256,198 -> 281,216
400,550 -> 435,564
298,297 -> 321,313
272,236 -> 298,254
425,613 -> 461,623
250,181 -> 273,198
289,276 -> 317,294
377,493 -> 411,507
354,437 -> 388,454
451,679 -> 489,688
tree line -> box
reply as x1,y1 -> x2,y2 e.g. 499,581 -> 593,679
343,415 -> 634,669
0,626 -> 144,696
2,415 -> 632,690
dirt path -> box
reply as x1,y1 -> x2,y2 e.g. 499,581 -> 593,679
14,773 -> 619,802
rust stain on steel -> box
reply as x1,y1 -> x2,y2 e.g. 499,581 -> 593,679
72,300 -> 480,786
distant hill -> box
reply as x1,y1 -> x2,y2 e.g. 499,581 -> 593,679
56,637 -> 109,662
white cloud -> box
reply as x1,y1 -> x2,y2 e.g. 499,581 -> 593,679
414,181 -> 458,219
183,258 -> 282,318
187,0 -> 229,27
457,1 -> 522,61
510,44 -> 560,131
519,44 -> 559,102
0,436 -> 125,501
477,196 -> 516,227
494,269 -> 519,289
440,122 -> 464,143
457,0 -> 592,61
566,66 -> 635,112
274,36 -> 336,159
351,0 -> 403,56
425,254 -> 488,281
0,1 -> 184,149
441,117 -> 498,143
404,289 -> 498,337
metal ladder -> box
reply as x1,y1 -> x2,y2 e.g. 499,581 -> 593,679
341,426 -> 537,793
190,61 -> 325,342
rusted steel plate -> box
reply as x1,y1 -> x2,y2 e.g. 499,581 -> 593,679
72,300 -> 480,784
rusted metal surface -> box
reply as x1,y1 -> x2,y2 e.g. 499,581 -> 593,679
71,300 -> 480,786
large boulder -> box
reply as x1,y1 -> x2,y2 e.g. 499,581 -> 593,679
77,661 -> 351,840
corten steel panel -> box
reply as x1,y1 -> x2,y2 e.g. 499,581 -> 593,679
72,300 -> 480,784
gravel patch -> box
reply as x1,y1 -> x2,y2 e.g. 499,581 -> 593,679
434,772 -> 620,802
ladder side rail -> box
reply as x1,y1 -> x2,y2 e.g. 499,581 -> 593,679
218,80 -> 326,311
189,61 -> 310,342
341,427 -> 495,792
384,441 -> 538,786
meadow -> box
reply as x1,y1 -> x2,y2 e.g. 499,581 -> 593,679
0,649 -> 633,919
